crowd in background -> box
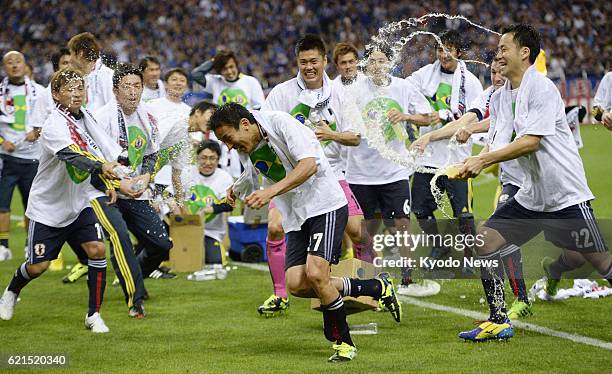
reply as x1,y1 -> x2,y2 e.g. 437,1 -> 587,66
1,0 -> 609,87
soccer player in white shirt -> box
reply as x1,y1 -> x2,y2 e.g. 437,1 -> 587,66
68,32 -> 114,112
0,51 -> 45,261
456,24 -> 610,342
183,141 -> 234,265
191,49 -> 265,110
139,56 -> 165,102
342,45 -> 432,295
93,63 -> 174,318
592,71 -> 612,130
406,29 -> 484,276
259,35 -> 369,316
412,60 -> 533,317
0,68 -> 123,332
210,103 -> 401,362
149,68 -> 192,195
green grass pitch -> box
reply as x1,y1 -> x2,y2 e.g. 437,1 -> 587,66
0,125 -> 610,372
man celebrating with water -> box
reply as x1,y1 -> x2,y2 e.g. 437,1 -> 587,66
455,24 -> 610,342
209,103 -> 401,362
407,30 -> 483,276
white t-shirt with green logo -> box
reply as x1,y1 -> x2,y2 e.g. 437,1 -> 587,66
344,76 -> 431,185
262,77 -> 348,180
237,110 -> 347,233
0,83 -> 45,160
204,74 -> 265,110
26,110 -> 93,227
148,97 -> 192,186
183,165 -> 233,242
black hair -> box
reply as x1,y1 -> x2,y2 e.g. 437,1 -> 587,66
190,100 -> 217,116
209,102 -> 256,131
112,62 -> 143,88
294,34 -> 327,57
51,47 -> 70,72
364,43 -> 394,61
501,24 -> 541,64
164,67 -> 189,82
212,50 -> 238,74
197,139 -> 222,158
138,56 -> 160,72
439,29 -> 463,55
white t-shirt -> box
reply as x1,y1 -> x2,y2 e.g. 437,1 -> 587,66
26,110 -> 93,227
204,73 -> 265,110
94,102 -> 159,200
147,97 -> 192,185
142,80 -> 166,102
183,165 -> 233,242
344,76 -> 431,185
263,77 -> 348,180
486,88 -> 524,188
235,110 -> 347,232
491,74 -> 594,212
0,82 -> 46,160
410,66 -> 483,169
593,72 -> 611,111
84,59 -> 114,112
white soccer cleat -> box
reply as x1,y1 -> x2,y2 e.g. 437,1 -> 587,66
397,280 -> 441,297
0,245 -> 12,261
85,312 -> 110,333
0,288 -> 17,320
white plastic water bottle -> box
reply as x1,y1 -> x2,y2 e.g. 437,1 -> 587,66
213,264 -> 228,280
350,323 -> 378,335
187,269 -> 216,281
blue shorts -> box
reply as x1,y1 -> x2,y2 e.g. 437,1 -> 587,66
411,171 -> 472,218
285,205 -> 348,271
349,179 -> 411,220
27,207 -> 104,264
484,198 -> 608,253
495,184 -> 520,211
0,154 -> 39,211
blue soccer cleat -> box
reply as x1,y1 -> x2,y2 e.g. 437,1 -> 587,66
459,319 -> 514,342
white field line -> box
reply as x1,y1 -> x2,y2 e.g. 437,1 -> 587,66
399,295 -> 612,351
236,262 -> 612,350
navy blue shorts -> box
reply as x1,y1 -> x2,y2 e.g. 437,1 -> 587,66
27,207 -> 104,264
0,154 -> 39,211
204,236 -> 222,265
285,205 -> 348,271
411,171 -> 472,218
495,184 -> 520,211
484,198 -> 608,253
349,179 -> 411,220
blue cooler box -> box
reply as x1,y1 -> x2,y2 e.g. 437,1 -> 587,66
228,216 -> 268,262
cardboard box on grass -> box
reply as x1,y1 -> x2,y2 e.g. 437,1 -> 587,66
311,258 -> 378,314
167,214 -> 203,272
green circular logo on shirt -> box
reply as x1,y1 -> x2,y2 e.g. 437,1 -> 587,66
218,88 -> 249,107
363,97 -> 407,143
187,184 -> 220,222
66,164 -> 90,184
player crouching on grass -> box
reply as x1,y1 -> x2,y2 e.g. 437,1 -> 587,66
209,103 -> 401,362
0,68 -> 128,333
